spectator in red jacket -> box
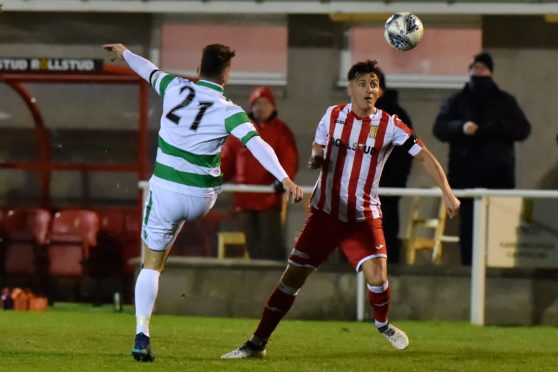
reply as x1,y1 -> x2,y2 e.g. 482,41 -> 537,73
221,86 -> 299,260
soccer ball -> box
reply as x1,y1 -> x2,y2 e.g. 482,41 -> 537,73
384,12 -> 424,51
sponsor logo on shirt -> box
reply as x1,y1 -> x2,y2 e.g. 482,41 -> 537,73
330,137 -> 375,155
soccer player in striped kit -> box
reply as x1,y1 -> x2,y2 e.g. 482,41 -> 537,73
222,60 -> 460,358
103,43 -> 303,362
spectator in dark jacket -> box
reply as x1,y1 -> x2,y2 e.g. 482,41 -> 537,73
433,52 -> 531,265
376,70 -> 414,264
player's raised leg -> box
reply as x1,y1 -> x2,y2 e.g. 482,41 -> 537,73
131,186 -> 189,362
361,258 -> 409,350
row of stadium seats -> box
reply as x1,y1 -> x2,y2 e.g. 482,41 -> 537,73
0,207 -> 142,300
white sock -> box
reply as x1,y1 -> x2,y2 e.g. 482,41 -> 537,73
134,268 -> 161,336
375,319 -> 389,329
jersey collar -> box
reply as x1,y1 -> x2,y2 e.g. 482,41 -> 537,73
196,80 -> 224,93
347,103 -> 378,120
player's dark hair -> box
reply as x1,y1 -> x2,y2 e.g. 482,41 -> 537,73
200,44 -> 236,83
347,60 -> 382,84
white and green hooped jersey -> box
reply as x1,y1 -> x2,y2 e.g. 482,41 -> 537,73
147,71 -> 259,197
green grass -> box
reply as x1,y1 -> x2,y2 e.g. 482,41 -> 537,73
0,303 -> 556,372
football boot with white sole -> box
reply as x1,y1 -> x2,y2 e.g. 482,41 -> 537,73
378,323 -> 409,350
221,340 -> 266,359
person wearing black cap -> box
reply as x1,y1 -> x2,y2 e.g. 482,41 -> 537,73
433,51 -> 531,265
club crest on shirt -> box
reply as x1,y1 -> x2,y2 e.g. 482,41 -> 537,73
369,126 -> 378,138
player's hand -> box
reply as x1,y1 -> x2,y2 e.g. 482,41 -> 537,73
443,192 -> 460,219
463,121 -> 479,136
281,178 -> 303,203
307,155 -> 323,169
103,43 -> 128,60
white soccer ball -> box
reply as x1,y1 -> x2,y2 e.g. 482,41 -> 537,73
384,12 -> 424,51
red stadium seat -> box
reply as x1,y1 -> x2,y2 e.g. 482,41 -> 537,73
2,208 -> 51,277
90,207 -> 140,276
47,209 -> 99,278
97,208 -> 125,235
90,208 -> 125,278
95,208 -> 126,273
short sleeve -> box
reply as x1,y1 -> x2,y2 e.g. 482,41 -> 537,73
225,108 -> 260,146
314,109 -> 331,146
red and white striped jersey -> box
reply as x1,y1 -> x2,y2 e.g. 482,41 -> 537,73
310,103 -> 424,222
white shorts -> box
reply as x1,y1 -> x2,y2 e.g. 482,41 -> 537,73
142,184 -> 217,251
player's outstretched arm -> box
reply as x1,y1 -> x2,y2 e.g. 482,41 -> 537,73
414,147 -> 460,218
102,43 -> 159,82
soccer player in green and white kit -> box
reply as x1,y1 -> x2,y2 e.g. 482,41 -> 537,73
103,43 -> 303,362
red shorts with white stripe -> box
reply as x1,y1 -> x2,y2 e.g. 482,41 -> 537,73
289,208 -> 387,272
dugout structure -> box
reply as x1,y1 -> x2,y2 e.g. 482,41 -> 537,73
0,63 -> 149,208
0,63 -> 153,287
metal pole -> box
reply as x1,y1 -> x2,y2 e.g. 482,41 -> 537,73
356,270 -> 365,321
470,195 -> 488,325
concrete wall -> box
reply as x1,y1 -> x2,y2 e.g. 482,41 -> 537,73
148,257 -> 558,326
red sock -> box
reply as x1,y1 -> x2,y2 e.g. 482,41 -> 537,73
254,287 -> 296,341
368,285 -> 391,324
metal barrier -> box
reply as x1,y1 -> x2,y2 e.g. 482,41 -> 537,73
139,181 -> 558,325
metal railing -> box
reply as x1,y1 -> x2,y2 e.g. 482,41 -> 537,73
353,187 -> 558,325
139,181 -> 558,325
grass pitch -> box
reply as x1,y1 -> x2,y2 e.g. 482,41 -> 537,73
0,303 -> 556,372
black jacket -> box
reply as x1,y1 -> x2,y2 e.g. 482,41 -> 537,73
377,89 -> 414,189
433,77 -> 530,189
